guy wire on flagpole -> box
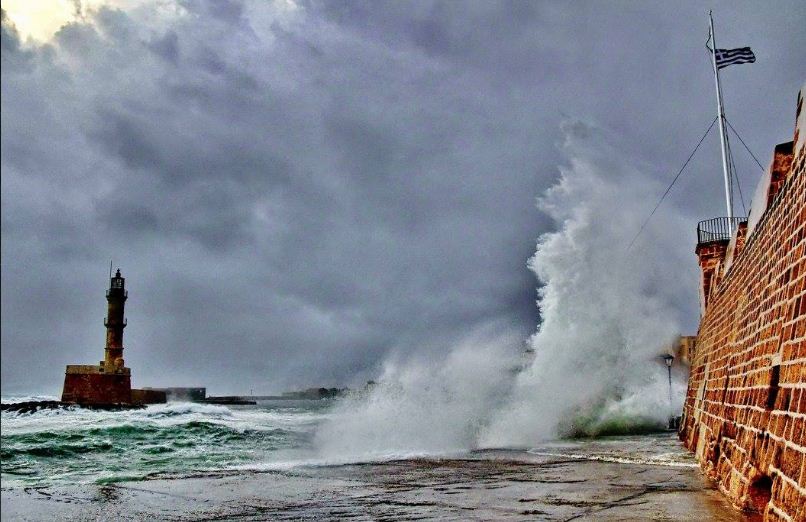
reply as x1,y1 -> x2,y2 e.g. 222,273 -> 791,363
626,116 -> 718,251
728,140 -> 748,215
721,108 -> 747,214
725,117 -> 766,172
708,11 -> 734,223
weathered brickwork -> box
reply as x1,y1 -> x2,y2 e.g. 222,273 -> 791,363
62,368 -> 132,404
680,94 -> 806,521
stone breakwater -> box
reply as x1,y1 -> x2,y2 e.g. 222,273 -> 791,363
680,90 -> 805,520
1,401 -> 145,414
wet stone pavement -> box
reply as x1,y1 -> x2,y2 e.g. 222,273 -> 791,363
2,436 -> 759,521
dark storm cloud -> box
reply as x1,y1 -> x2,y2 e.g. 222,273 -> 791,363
2,1 -> 804,394
147,30 -> 179,64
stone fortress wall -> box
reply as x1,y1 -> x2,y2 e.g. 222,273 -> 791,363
680,90 -> 805,521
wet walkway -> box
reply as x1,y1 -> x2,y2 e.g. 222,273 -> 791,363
2,435 -> 756,521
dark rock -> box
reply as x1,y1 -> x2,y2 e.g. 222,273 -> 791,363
0,401 -> 145,414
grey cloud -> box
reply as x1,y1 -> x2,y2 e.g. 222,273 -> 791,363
147,30 -> 179,64
93,109 -> 165,169
181,0 -> 247,26
1,0 -> 804,395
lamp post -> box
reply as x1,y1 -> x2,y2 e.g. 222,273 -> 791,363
661,354 -> 675,429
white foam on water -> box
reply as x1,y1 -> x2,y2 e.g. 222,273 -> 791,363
0,394 -> 60,403
230,449 -> 470,473
143,402 -> 234,417
1,400 -> 332,438
525,449 -> 698,468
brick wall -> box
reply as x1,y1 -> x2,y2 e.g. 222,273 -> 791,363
680,97 -> 805,520
62,368 -> 132,404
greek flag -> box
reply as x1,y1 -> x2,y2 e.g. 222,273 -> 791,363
715,47 -> 755,69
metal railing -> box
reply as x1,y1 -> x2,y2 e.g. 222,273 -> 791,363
696,217 -> 746,244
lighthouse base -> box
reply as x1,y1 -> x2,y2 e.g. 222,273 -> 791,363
61,365 -> 165,405
61,365 -> 132,404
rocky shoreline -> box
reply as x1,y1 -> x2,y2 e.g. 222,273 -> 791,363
0,401 -> 145,414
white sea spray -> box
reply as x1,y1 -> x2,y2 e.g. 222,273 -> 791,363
315,119 -> 695,456
314,327 -> 520,458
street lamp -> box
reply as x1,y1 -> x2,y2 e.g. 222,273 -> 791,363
661,354 -> 675,429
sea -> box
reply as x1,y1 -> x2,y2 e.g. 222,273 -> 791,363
1,396 -> 333,488
0,396 -> 752,520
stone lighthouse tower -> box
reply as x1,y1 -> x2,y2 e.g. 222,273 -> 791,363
103,269 -> 128,373
61,269 -> 165,405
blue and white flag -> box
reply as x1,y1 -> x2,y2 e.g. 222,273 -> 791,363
715,47 -> 755,69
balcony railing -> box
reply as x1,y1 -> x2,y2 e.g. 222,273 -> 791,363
696,217 -> 747,244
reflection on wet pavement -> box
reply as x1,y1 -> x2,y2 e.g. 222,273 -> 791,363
2,434 -> 757,521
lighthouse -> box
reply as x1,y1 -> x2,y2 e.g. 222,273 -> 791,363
103,269 -> 128,373
61,269 -> 165,405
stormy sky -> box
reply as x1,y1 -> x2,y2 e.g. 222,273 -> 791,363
2,1 -> 804,395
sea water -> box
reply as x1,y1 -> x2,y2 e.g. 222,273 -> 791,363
1,395 -> 701,490
0,396 -> 332,487
4,396 -> 753,521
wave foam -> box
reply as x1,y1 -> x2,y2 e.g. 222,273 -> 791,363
312,120 -> 693,458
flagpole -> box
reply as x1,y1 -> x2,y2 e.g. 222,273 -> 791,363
708,11 -> 733,221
